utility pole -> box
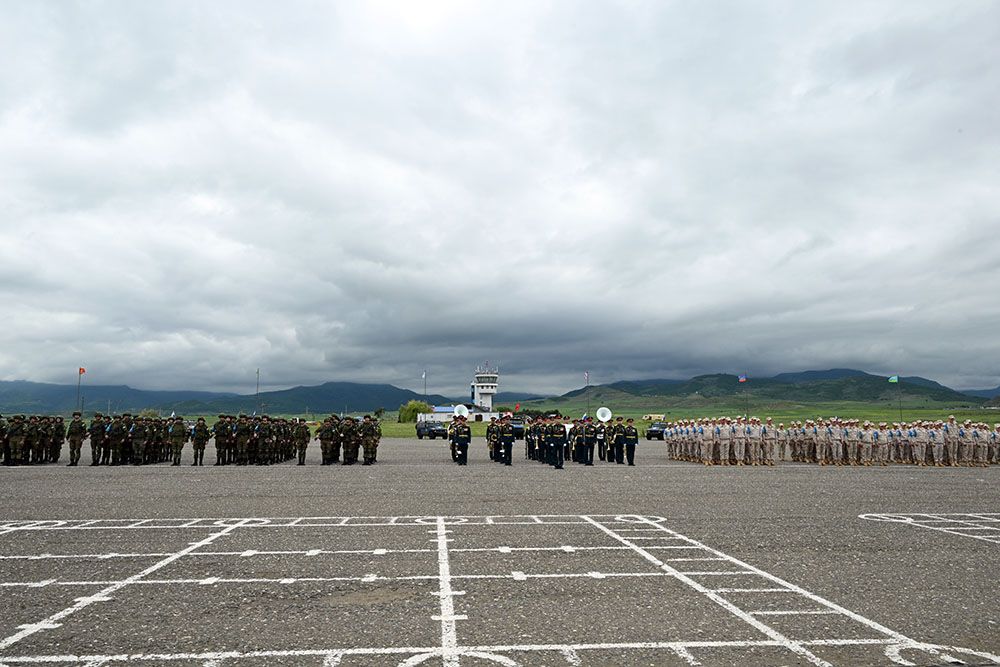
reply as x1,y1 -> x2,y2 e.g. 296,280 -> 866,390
255,368 -> 261,415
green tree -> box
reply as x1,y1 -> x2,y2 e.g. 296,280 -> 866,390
398,400 -> 432,423
374,407 -> 386,420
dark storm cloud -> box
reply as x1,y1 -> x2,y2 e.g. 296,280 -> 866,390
1,0 -> 998,396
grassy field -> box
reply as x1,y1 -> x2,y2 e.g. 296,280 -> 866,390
162,400 -> 998,438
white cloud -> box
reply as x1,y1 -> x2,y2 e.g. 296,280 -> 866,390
0,0 -> 998,394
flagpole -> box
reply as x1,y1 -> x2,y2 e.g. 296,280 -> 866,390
255,368 -> 261,415
76,370 -> 82,412
586,371 -> 591,419
424,370 -> 427,399
897,374 -> 903,423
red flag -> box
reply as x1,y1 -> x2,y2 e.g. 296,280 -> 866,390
78,367 -> 86,375
514,403 -> 521,412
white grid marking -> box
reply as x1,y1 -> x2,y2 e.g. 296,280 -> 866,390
0,514 -> 997,667
860,512 -> 1000,545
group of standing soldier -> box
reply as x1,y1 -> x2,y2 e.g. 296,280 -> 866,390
1,412 -> 382,467
313,415 -> 381,465
458,415 -> 641,469
662,416 -> 1000,467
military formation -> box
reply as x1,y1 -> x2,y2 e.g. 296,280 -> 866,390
663,416 -> 1000,467
0,412 -> 381,467
451,415 -> 642,469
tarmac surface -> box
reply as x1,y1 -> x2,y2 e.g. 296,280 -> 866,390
1,437 -> 998,667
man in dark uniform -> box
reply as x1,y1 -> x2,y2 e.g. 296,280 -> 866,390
546,417 -> 566,470
583,418 -> 597,466
611,417 -> 626,464
498,415 -> 515,466
453,416 -> 472,465
624,418 -> 640,466
486,417 -> 498,462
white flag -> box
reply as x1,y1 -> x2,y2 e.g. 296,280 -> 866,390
422,370 -> 426,380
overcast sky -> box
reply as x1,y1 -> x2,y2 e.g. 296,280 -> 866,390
1,1 -> 998,395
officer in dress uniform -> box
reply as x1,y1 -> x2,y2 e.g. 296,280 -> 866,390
453,416 -> 471,465
498,415 -> 515,466
623,418 -> 639,466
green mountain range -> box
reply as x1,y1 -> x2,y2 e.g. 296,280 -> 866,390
540,369 -> 986,407
0,369 -> 991,416
0,380 -> 450,416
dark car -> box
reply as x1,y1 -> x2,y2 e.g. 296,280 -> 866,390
645,422 -> 668,440
416,420 -> 449,440
510,418 -> 526,440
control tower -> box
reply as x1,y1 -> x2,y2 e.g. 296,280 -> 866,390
471,363 -> 499,411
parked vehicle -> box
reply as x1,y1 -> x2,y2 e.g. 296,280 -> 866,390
645,422 -> 668,440
416,421 -> 449,440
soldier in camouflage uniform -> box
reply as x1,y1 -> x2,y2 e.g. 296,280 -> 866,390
212,415 -> 230,466
317,417 -> 336,465
341,417 -> 359,465
293,418 -> 311,465
359,415 -> 380,465
234,415 -> 252,465
0,414 -> 8,465
49,416 -> 65,463
130,417 -> 147,465
168,416 -> 188,466
7,415 -> 26,465
191,417 -> 210,466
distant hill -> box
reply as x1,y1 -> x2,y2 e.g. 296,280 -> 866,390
494,392 -> 547,403
961,385 -> 1000,399
0,380 -> 237,415
544,370 -> 985,406
770,368 -> 874,383
0,380 -> 451,415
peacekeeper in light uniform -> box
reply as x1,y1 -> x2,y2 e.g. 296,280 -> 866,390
930,421 -> 945,466
913,422 -> 930,466
991,424 -> 1000,464
719,418 -> 735,465
844,420 -> 858,465
858,422 -> 872,465
731,417 -> 745,465
761,418 -> 776,466
873,423 -> 888,465
699,419 -> 714,465
776,422 -> 788,461
972,421 -> 986,467
943,416 -> 959,466
745,418 -> 759,466
958,420 -> 973,467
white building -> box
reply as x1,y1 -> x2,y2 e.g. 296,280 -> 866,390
417,364 -> 503,423
471,364 -> 499,412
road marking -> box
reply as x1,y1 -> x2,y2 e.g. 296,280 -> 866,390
582,515 -> 832,667
860,512 -> 1000,545
1,514 -> 997,667
0,520 -> 250,651
434,516 -> 461,667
